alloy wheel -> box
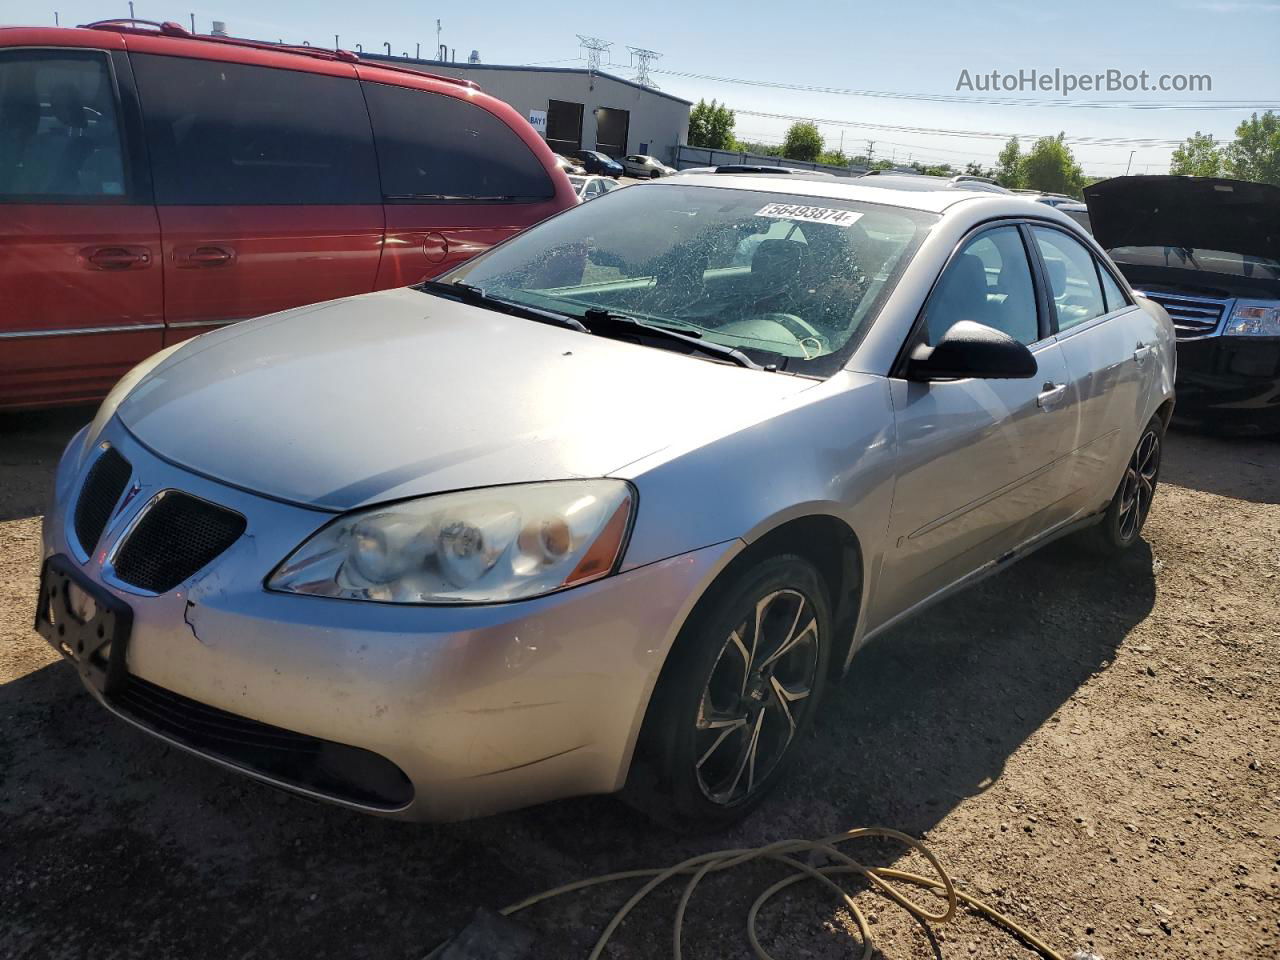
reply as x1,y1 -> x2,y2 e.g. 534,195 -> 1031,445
694,589 -> 819,806
1117,428 -> 1161,541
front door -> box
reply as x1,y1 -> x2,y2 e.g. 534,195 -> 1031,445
874,224 -> 1080,623
0,47 -> 162,408
358,76 -> 567,287
126,50 -> 384,343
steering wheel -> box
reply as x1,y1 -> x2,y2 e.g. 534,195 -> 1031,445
747,312 -> 831,359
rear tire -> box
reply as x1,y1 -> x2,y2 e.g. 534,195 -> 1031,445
624,554 -> 831,830
1084,414 -> 1164,553
649,170 -> 661,179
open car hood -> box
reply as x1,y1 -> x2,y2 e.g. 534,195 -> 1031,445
1084,176 -> 1280,261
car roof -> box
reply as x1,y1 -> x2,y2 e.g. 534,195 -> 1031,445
0,21 -> 480,90
654,170 -> 1053,215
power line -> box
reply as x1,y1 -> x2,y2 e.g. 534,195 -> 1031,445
734,108 -> 1190,148
652,66 -> 1280,112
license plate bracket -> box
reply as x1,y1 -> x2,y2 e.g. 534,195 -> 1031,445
35,554 -> 133,696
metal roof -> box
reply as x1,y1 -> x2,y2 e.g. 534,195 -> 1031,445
361,53 -> 693,106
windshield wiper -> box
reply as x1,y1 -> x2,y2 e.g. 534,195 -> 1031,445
578,308 -> 763,370
418,280 -> 588,332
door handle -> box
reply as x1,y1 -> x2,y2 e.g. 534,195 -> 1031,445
176,245 -> 235,268
82,246 -> 151,270
1133,343 -> 1152,362
1037,383 -> 1068,409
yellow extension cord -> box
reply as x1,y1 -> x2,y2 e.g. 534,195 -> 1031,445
500,827 -> 1068,960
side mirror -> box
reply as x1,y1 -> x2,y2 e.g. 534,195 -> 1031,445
907,320 -> 1038,381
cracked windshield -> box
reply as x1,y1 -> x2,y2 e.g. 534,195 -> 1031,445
449,184 -> 936,374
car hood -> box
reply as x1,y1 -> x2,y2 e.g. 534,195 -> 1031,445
1084,175 -> 1280,261
118,288 -> 815,511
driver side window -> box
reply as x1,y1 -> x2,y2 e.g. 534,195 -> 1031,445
924,226 -> 1040,346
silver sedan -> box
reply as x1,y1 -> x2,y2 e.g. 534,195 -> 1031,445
37,172 -> 1175,827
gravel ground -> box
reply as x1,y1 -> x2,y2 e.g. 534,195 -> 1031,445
1,407 -> 1276,960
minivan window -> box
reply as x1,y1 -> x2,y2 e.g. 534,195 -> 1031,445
361,82 -> 554,201
132,54 -> 379,205
0,50 -> 127,200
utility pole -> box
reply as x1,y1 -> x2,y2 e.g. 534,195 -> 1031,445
576,35 -> 612,74
1126,150 -> 1136,175
128,1 -> 134,19
436,19 -> 441,58
866,140 -> 875,165
627,46 -> 662,88
189,12 -> 195,32
54,10 -> 59,25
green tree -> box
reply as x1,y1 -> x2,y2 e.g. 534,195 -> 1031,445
1223,110 -> 1280,186
964,161 -> 997,179
1019,134 -> 1084,196
819,149 -> 849,167
782,122 -> 823,162
1169,131 -> 1224,177
687,99 -> 736,150
995,137 -> 1022,188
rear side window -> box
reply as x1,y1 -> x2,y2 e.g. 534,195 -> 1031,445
132,54 -> 379,205
0,50 -> 127,200
361,81 -> 553,201
1032,226 -> 1107,332
1098,264 -> 1130,313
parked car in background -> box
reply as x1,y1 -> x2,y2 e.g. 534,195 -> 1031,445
1085,175 -> 1280,435
0,20 -> 576,410
1057,202 -> 1092,233
621,154 -> 676,178
569,149 -> 624,177
859,171 -> 1012,194
1013,190 -> 1078,208
568,174 -> 621,202
553,153 -> 587,176
39,170 -> 1174,827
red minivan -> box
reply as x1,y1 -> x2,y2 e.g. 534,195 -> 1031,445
0,20 -> 577,409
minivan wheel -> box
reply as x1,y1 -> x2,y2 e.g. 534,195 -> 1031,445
624,554 -> 831,829
649,169 -> 661,179
1086,415 -> 1164,553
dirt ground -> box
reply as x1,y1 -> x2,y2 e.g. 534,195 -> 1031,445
1,407 -> 1277,960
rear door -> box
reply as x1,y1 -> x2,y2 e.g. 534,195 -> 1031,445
127,49 -> 384,342
0,45 -> 162,408
1028,224 -> 1153,514
358,76 -> 565,287
875,223 -> 1080,622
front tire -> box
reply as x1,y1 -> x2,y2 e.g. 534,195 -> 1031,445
625,554 -> 831,829
1086,414 -> 1164,553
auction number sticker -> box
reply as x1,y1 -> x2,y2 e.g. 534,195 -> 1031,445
755,202 -> 864,227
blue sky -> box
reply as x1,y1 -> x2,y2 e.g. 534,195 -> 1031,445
18,0 -> 1280,174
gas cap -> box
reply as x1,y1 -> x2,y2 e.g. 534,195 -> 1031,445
423,232 -> 449,263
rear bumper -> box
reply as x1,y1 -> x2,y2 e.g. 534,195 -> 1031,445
1173,336 -> 1280,433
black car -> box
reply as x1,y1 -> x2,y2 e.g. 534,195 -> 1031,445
1085,176 -> 1280,435
570,150 -> 624,177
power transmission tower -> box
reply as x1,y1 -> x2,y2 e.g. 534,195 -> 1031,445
577,35 -> 612,73
627,46 -> 662,88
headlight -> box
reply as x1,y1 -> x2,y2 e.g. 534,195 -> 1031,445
267,480 -> 634,604
1224,300 -> 1280,337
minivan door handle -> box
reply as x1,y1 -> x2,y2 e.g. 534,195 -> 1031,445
1133,342 -> 1152,363
1037,383 -> 1068,409
176,245 -> 235,268
82,246 -> 151,270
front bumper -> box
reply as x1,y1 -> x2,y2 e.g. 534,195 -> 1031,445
1174,336 -> 1280,433
40,418 -> 737,820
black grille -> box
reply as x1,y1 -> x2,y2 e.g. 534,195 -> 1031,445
110,676 -> 413,809
1141,290 -> 1228,340
73,447 -> 132,555
112,492 -> 246,593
